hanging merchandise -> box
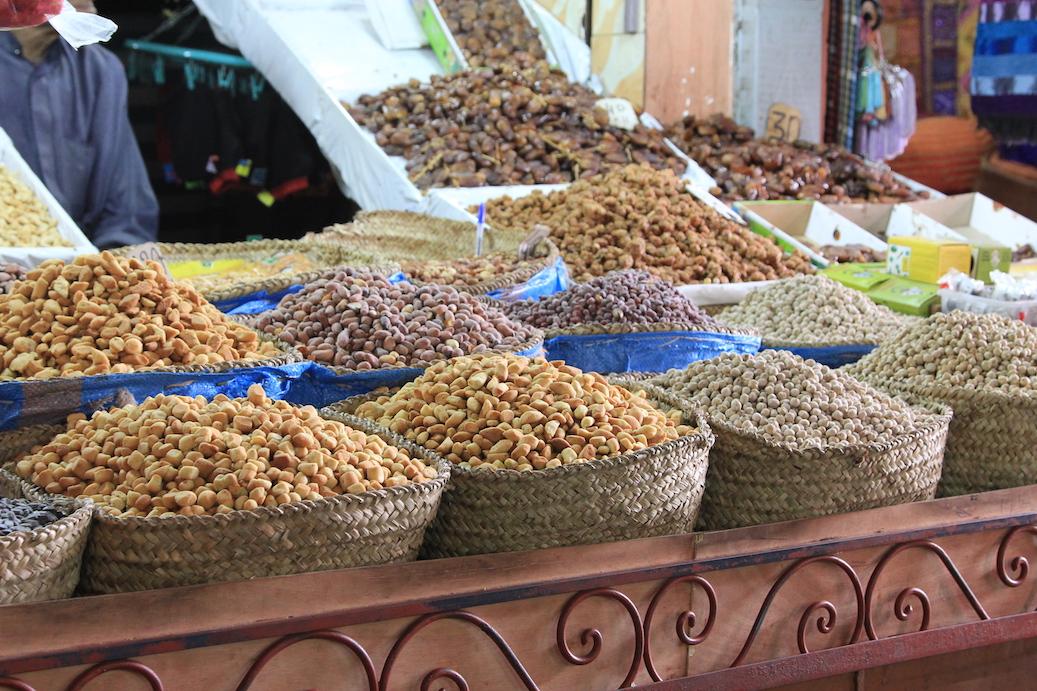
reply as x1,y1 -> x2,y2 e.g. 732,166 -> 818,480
853,3 -> 917,161
971,0 -> 1037,145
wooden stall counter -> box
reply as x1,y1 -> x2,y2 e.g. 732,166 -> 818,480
3,486 -> 1037,690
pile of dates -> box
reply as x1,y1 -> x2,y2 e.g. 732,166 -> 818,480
348,63 -> 687,189
435,0 -> 546,68
665,114 -> 927,203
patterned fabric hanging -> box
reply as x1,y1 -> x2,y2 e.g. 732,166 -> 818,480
971,0 -> 1037,143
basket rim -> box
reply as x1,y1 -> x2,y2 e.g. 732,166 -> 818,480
401,238 -> 562,296
0,472 -> 92,549
628,382 -> 954,460
851,372 -> 1037,405
542,321 -> 761,340
2,411 -> 451,529
326,386 -> 715,483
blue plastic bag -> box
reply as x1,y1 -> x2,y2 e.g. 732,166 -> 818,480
217,285 -> 306,315
766,345 -> 877,369
544,329 -> 761,374
486,257 -> 570,302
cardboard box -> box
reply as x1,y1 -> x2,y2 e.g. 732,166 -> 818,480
868,278 -> 941,317
906,193 -> 1037,278
827,203 -> 962,242
735,201 -> 885,268
821,262 -> 893,292
949,227 -> 1011,283
886,236 -> 972,285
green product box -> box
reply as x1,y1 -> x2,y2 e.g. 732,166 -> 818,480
820,262 -> 892,292
952,227 -> 1012,283
867,278 -> 941,317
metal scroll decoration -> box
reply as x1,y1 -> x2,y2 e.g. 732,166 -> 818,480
236,630 -> 378,691
997,525 -> 1037,589
642,575 -> 717,682
66,661 -> 164,691
0,679 -> 37,691
556,588 -> 645,689
864,540 -> 989,641
729,555 -> 865,667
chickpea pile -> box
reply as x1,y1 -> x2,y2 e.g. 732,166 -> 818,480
0,165 -> 71,248
506,269 -> 721,330
845,311 -> 1037,394
0,253 -> 279,380
435,0 -> 546,68
355,353 -> 694,471
481,165 -> 815,283
348,64 -> 685,189
255,268 -> 536,371
14,385 -> 437,518
665,114 -> 926,203
720,275 -> 918,346
400,251 -> 543,289
652,350 -> 928,448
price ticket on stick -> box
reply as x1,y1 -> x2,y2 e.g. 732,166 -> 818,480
122,242 -> 171,277
518,224 -> 551,261
476,203 -> 486,256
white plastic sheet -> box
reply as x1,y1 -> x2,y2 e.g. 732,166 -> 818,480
0,125 -> 96,267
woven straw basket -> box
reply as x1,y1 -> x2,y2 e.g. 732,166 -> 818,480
311,211 -> 559,295
635,384 -> 953,531
327,385 -> 714,558
0,434 -> 91,604
0,417 -> 450,595
854,378 -> 1037,498
112,239 -> 388,303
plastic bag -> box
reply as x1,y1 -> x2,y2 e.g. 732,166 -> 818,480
0,0 -> 116,49
485,258 -> 570,302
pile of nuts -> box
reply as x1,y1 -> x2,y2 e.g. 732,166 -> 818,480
506,269 -> 721,329
0,165 -> 71,248
348,64 -> 686,189
434,0 -> 546,68
14,385 -> 437,518
0,252 -> 280,380
355,352 -> 693,470
720,275 -> 917,346
845,311 -> 1037,394
665,114 -> 926,203
0,497 -> 66,537
0,263 -> 27,295
652,350 -> 927,447
480,165 -> 815,283
819,245 -> 887,264
255,268 -> 537,371
400,251 -> 543,289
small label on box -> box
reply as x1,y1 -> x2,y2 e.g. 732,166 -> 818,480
887,244 -> 911,276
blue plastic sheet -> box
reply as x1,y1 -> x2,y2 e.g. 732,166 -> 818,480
486,257 -> 570,302
0,363 -> 311,432
544,330 -> 761,374
766,345 -> 877,369
217,285 -> 306,315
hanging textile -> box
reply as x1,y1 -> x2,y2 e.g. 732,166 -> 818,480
970,0 -> 1037,144
854,26 -> 918,160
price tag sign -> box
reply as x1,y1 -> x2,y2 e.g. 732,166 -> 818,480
594,98 -> 639,131
123,242 -> 170,277
764,103 -> 802,142
518,224 -> 551,260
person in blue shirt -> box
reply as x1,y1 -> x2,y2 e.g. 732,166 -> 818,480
0,0 -> 158,249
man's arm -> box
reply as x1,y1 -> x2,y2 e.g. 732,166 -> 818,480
81,50 -> 158,250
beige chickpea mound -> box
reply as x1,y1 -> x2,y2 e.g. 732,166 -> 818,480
15,385 -> 437,518
355,352 -> 695,471
0,252 -> 280,380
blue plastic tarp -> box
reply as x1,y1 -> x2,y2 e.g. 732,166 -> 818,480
544,330 -> 762,374
766,345 -> 877,369
486,257 -> 570,301
217,285 -> 306,315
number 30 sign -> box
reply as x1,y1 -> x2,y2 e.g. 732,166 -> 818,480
765,103 -> 803,142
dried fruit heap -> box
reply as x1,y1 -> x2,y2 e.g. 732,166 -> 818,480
481,165 -> 815,283
435,0 -> 546,68
666,114 -> 926,203
349,64 -> 686,189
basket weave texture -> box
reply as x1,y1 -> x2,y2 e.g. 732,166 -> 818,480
855,377 -> 1037,498
636,381 -> 953,531
111,239 -> 388,302
0,428 -> 91,604
312,211 -> 557,295
1,417 -> 450,595
327,384 -> 714,558
541,321 -> 760,341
